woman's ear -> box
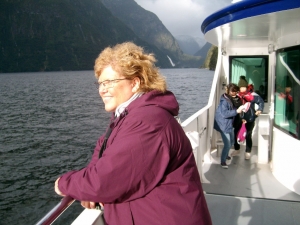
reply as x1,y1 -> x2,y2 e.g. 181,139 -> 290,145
132,77 -> 140,93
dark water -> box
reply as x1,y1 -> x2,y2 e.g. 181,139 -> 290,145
0,68 -> 213,224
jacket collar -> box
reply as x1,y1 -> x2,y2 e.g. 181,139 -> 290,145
114,92 -> 144,118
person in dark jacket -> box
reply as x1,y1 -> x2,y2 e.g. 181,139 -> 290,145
214,83 -> 244,168
54,42 -> 212,225
231,79 -> 264,159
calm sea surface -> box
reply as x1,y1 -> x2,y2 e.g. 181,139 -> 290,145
0,68 -> 213,224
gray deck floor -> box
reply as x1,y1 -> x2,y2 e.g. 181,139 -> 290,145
202,147 -> 300,225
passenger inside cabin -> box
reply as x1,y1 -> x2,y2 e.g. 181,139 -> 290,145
256,84 -> 266,101
277,75 -> 297,138
54,42 -> 212,225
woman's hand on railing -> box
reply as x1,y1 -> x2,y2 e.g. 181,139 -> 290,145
81,201 -> 97,209
81,201 -> 104,209
255,110 -> 262,116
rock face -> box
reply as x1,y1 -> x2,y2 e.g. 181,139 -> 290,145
203,45 -> 218,70
100,0 -> 202,68
0,0 -> 203,72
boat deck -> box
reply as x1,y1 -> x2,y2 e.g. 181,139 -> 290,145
202,147 -> 300,225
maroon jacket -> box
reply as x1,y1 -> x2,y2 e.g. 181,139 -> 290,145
58,90 -> 212,225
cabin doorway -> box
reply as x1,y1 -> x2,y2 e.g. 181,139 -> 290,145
229,56 -> 268,103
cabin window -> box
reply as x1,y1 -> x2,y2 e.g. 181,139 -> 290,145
274,46 -> 300,140
229,56 -> 268,102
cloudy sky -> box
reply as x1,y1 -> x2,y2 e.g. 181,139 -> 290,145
134,0 -> 233,44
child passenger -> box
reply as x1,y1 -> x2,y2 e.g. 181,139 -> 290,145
231,76 -> 264,159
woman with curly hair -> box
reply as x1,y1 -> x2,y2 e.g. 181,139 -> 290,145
54,42 -> 212,225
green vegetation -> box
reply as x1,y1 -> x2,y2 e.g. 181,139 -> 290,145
203,45 -> 218,70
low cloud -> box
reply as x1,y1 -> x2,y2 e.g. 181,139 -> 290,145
135,0 -> 232,39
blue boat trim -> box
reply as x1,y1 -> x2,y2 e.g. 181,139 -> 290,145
201,0 -> 300,34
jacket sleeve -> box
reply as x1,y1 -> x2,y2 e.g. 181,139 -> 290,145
58,115 -> 171,203
219,99 -> 237,119
253,93 -> 264,111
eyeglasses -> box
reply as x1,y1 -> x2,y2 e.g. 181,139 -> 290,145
94,78 -> 131,90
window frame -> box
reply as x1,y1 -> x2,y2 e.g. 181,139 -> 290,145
273,45 -> 300,140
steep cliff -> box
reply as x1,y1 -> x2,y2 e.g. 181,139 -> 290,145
203,45 -> 218,70
100,0 -> 202,68
0,0 -> 171,72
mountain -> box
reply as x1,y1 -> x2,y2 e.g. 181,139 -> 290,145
0,0 -> 204,73
194,42 -> 212,57
194,36 -> 206,49
0,0 -> 171,72
175,35 -> 201,55
194,42 -> 212,67
100,0 -> 202,68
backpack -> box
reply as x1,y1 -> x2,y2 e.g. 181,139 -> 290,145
237,123 -> 247,144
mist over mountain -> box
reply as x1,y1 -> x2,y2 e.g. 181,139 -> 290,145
194,37 -> 207,49
194,42 -> 212,56
0,0 -> 204,73
175,35 -> 201,55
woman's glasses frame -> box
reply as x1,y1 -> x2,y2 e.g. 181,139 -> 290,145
94,78 -> 131,90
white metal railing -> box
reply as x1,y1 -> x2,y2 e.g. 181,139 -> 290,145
181,53 -> 221,173
35,196 -> 75,225
35,196 -> 105,225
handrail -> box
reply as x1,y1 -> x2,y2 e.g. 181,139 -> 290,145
35,196 -> 75,225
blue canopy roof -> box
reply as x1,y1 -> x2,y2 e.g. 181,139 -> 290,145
201,0 -> 300,34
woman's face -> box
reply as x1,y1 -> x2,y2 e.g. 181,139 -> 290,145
229,90 -> 237,97
98,66 -> 139,112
